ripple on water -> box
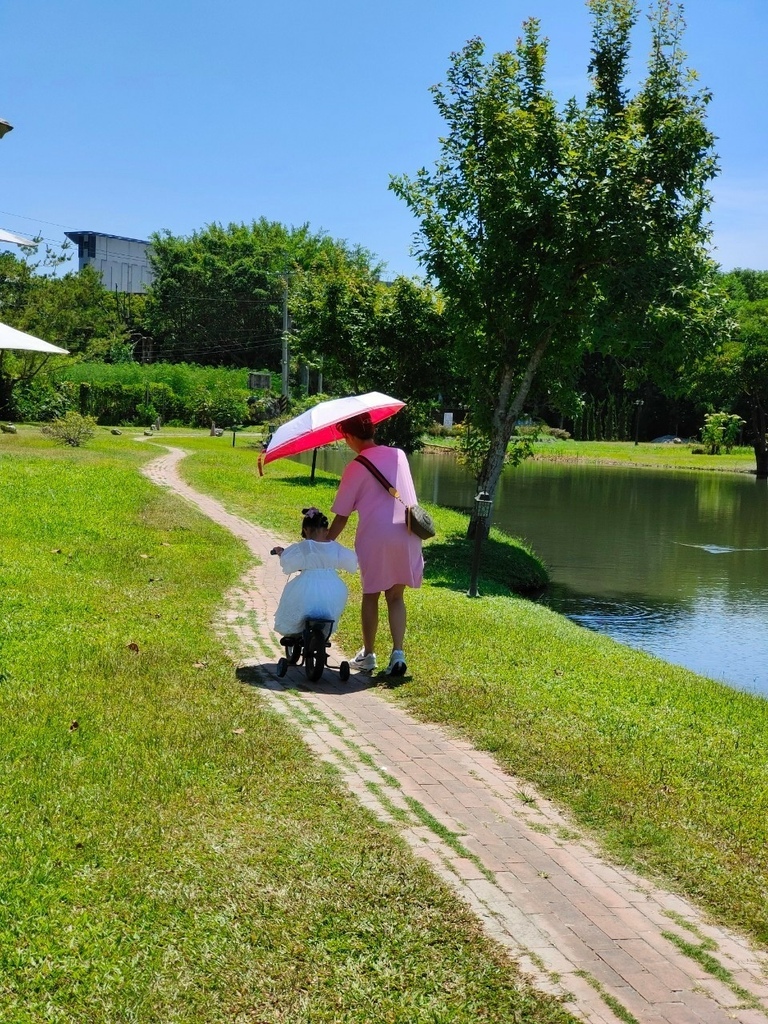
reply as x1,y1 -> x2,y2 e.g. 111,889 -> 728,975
675,543 -> 768,554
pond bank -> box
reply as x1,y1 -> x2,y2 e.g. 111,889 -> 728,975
421,437 -> 759,474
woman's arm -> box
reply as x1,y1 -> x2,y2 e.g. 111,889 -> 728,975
327,513 -> 349,541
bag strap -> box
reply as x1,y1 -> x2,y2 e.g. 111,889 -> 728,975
355,455 -> 404,505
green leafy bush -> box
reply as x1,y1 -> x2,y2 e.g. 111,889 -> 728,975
11,378 -> 79,421
75,380 -> 183,425
40,411 -> 98,447
700,411 -> 744,454
19,362 -> 278,428
185,386 -> 250,429
426,422 -> 459,438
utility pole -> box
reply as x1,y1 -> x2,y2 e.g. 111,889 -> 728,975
281,282 -> 289,398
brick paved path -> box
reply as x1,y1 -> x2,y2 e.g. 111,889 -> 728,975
143,445 -> 768,1024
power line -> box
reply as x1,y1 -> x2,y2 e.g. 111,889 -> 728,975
0,209 -> 76,230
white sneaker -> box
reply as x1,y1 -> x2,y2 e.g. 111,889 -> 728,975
386,650 -> 407,676
351,648 -> 377,671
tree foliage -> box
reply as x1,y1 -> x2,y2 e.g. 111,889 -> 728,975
291,254 -> 457,449
141,220 -> 348,368
391,0 -> 724,525
687,270 -> 768,476
14,266 -> 127,358
290,245 -> 383,390
0,251 -> 126,417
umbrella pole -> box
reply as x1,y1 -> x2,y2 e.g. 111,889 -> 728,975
310,447 -> 318,483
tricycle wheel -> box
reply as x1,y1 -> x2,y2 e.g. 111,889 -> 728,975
285,638 -> 302,664
276,657 -> 288,678
304,627 -> 326,682
338,660 -> 350,682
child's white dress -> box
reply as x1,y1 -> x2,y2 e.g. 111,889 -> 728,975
273,539 -> 358,637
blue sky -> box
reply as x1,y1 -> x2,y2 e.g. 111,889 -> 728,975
1,0 -> 766,277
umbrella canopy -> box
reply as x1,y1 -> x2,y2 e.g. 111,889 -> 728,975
260,391 -> 405,468
0,321 -> 69,354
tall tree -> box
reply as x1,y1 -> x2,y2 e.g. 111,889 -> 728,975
391,0 -> 724,531
290,244 -> 383,391
142,220 -> 340,368
292,254 -> 457,449
11,266 -> 126,357
687,270 -> 768,477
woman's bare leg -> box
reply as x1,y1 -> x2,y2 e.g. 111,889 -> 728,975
384,584 -> 407,651
361,592 -> 380,654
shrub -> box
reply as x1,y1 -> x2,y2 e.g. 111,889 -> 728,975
11,378 -> 79,422
514,424 -> 542,439
185,387 -> 250,429
700,412 -> 745,455
40,411 -> 98,447
426,422 -> 458,438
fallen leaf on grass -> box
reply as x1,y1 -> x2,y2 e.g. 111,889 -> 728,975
139,553 -> 149,559
127,642 -> 140,653
232,728 -> 245,735
51,548 -> 62,554
69,720 -> 79,731
192,661 -> 208,669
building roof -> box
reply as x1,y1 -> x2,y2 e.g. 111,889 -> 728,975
64,230 -> 150,245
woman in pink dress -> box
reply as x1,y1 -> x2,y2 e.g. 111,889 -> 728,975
327,411 -> 424,676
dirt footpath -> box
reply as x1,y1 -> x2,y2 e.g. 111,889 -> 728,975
143,445 -> 768,1024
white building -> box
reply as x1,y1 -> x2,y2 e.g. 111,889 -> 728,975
64,230 -> 153,293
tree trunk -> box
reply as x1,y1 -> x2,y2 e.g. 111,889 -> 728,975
0,353 -> 15,419
467,330 -> 552,537
752,404 -> 768,480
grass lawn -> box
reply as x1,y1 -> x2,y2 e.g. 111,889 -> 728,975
0,427 -> 575,1023
531,438 -> 758,474
178,431 -> 768,950
426,435 -> 758,475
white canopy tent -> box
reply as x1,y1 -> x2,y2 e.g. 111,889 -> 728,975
0,321 -> 68,354
0,227 -> 37,247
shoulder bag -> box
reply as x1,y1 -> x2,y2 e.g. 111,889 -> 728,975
355,455 -> 436,540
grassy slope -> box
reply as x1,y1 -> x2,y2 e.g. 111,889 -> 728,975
181,433 -> 768,949
0,428 -> 574,1024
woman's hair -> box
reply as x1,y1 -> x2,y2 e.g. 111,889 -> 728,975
301,506 -> 329,535
337,411 -> 375,441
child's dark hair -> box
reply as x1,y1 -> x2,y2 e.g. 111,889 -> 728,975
301,506 -> 329,535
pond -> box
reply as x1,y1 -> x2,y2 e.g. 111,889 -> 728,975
298,448 -> 768,697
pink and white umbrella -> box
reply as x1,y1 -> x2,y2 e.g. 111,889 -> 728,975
259,391 -> 405,472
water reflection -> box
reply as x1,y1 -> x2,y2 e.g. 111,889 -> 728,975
296,448 -> 768,696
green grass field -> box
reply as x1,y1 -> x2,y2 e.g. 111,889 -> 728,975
0,426 -> 575,1023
